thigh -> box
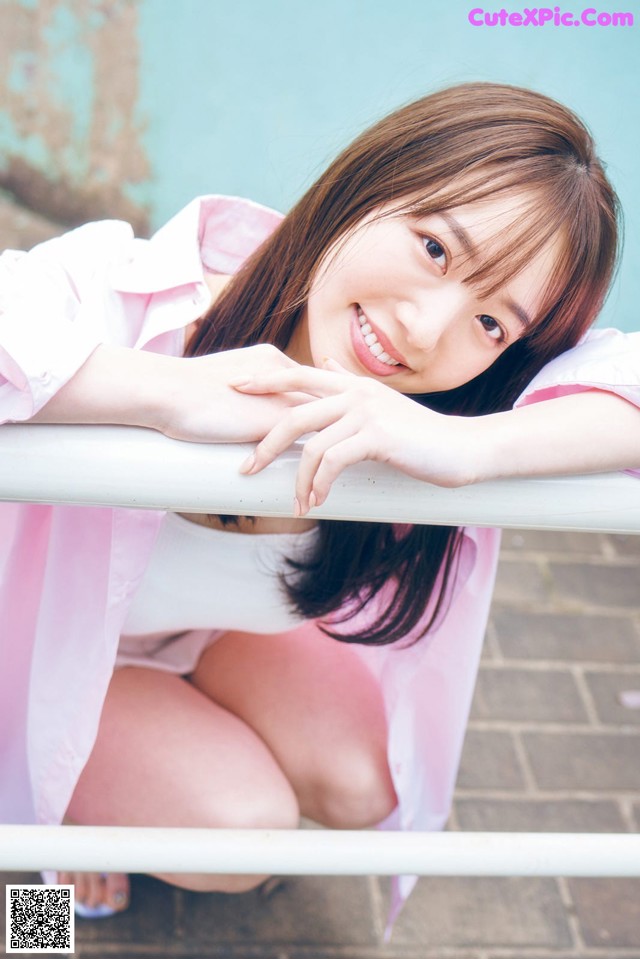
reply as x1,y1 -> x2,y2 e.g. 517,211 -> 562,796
189,623 -> 397,828
66,666 -> 299,831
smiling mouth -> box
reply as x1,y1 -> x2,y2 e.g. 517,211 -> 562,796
356,307 -> 405,367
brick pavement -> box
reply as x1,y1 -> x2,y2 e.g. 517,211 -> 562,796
2,528 -> 639,958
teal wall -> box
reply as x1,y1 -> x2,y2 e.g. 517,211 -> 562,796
1,1 -> 637,330
135,0 -> 639,332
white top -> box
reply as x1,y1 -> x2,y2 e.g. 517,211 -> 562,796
121,511 -> 319,636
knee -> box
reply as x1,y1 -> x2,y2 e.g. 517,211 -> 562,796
193,772 -> 300,833
311,752 -> 398,829
221,785 -> 300,832
166,780 -> 300,895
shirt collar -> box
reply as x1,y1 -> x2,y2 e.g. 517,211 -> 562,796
110,194 -> 283,295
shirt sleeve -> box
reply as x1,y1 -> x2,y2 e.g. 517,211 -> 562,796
515,328 -> 640,409
514,328 -> 640,478
0,220 -> 136,422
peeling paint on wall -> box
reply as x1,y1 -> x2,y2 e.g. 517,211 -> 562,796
0,0 -> 151,235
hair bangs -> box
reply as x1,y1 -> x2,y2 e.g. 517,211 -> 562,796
407,169 -> 602,336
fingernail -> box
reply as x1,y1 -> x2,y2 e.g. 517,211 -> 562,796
113,891 -> 128,908
308,491 -> 317,509
293,497 -> 301,517
239,453 -> 256,474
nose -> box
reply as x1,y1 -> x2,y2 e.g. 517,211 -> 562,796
395,289 -> 463,353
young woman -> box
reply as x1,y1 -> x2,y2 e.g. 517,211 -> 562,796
1,82 -> 639,921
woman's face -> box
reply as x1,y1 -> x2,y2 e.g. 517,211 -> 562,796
287,194 -> 561,393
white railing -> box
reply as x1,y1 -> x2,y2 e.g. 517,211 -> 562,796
0,423 -> 639,531
1,826 -> 639,877
1,422 -> 639,878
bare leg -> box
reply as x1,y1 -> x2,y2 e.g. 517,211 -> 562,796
63,666 -> 300,908
190,622 -> 398,828
62,622 -> 396,911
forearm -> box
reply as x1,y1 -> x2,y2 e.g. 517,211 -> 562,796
473,390 -> 640,482
27,341 -> 304,444
28,344 -> 175,429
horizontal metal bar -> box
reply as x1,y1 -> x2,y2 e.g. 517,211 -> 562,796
0,424 -> 639,532
1,826 -> 639,877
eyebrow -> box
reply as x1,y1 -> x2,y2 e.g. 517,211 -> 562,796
503,297 -> 532,329
440,211 -> 478,258
439,212 -> 532,330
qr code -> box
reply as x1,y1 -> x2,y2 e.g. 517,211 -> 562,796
6,885 -> 74,954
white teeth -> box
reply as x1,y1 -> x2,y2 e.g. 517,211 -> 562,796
356,308 -> 400,367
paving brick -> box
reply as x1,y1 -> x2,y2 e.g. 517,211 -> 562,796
503,529 -> 606,554
181,875 -> 378,947
0,872 -> 182,957
493,608 -> 640,663
549,562 -> 640,608
390,877 -> 572,948
80,954 -> 211,959
523,732 -> 640,790
569,878 -> 640,948
74,873 -> 178,947
454,798 -> 627,833
584,670 -> 640,726
457,730 -> 526,791
606,533 -> 640,557
492,561 -> 550,606
470,666 -> 588,723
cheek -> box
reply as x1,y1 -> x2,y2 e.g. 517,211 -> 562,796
439,344 -> 503,391
304,301 -> 340,364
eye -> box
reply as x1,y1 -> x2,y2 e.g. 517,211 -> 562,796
422,236 -> 447,270
477,314 -> 506,343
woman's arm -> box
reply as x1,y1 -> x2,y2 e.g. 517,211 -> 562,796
472,389 -> 640,481
230,361 -> 640,515
28,344 -> 175,429
0,195 -> 283,432
0,218 -> 300,441
28,341 -> 305,443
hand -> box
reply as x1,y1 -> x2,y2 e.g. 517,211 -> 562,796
231,359 -> 481,514
30,342 -> 310,443
153,344 -> 311,443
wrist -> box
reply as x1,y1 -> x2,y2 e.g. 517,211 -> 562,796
31,345 -> 180,432
127,349 -> 186,433
462,411 -> 513,484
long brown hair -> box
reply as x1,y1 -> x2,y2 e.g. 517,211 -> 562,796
188,82 -> 620,646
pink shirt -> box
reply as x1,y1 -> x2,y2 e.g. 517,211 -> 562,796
1,196 -> 639,916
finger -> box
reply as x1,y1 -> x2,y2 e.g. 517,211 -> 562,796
303,432 -> 375,513
279,390 -> 318,406
239,395 -> 349,474
322,357 -> 351,373
292,417 -> 358,513
229,364 -> 354,398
